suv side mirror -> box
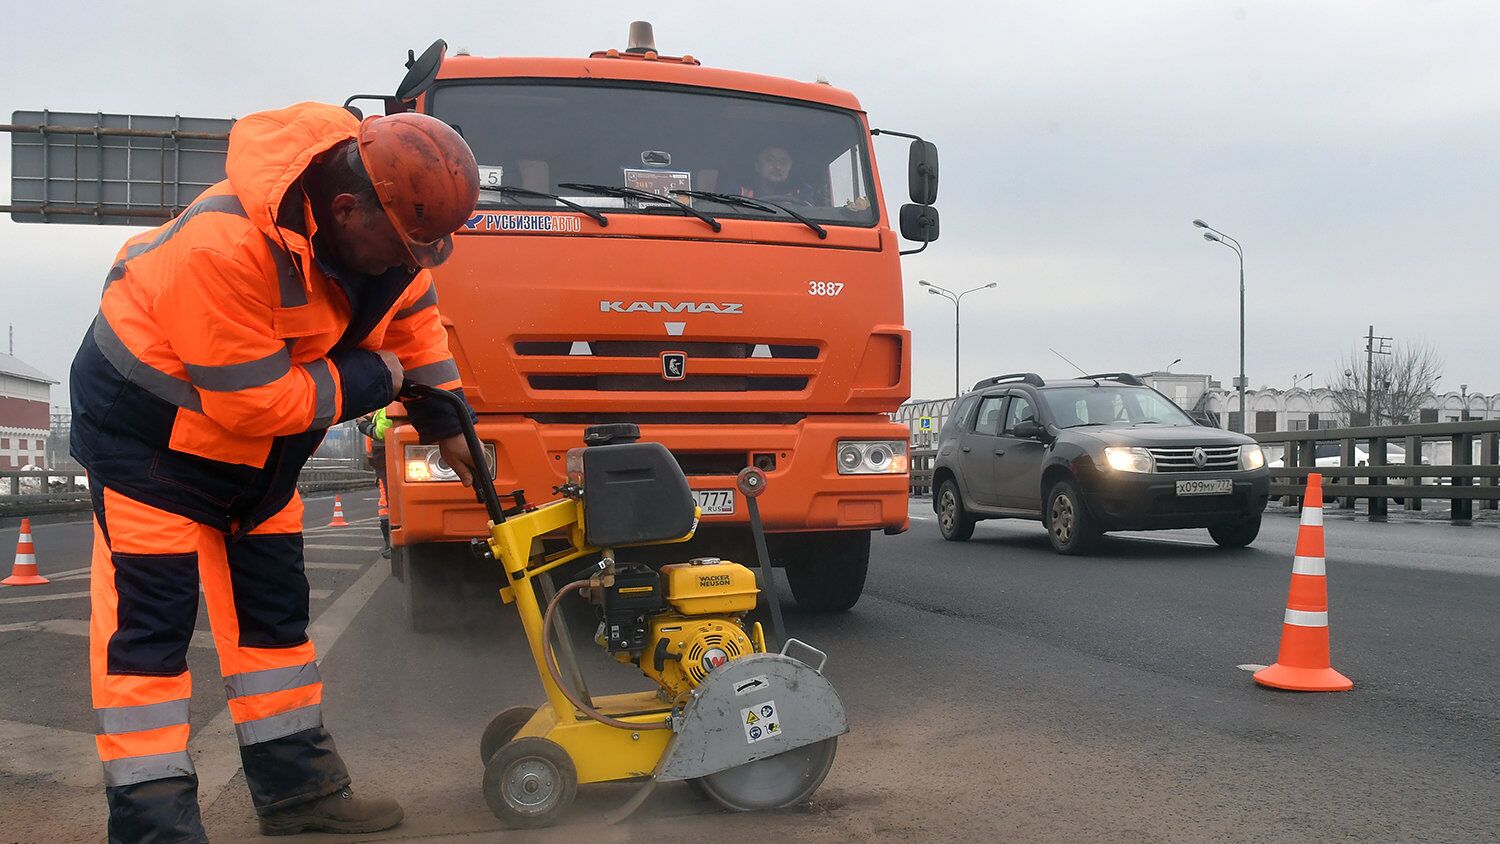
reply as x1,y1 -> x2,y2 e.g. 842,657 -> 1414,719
1012,420 -> 1045,440
908,140 -> 939,205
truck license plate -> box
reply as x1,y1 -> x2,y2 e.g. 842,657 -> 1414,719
692,489 -> 736,515
1175,479 -> 1233,496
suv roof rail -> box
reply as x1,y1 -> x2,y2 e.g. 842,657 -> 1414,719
972,373 -> 1045,390
1082,372 -> 1146,386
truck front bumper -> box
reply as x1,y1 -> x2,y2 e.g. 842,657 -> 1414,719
387,415 -> 912,545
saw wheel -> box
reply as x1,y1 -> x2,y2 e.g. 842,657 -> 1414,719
690,737 -> 837,811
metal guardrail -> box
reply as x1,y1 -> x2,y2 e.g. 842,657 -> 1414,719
0,468 -> 376,519
908,419 -> 1500,524
1253,419 -> 1500,522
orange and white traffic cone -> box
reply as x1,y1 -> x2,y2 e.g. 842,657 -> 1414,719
1254,473 -> 1353,692
3,518 -> 50,586
327,495 -> 349,527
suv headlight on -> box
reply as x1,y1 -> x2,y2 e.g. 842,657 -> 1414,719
836,440 -> 909,475
1104,447 -> 1154,474
1239,443 -> 1266,470
404,444 -> 497,482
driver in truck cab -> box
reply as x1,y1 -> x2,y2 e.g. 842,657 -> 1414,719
68,101 -> 481,841
734,144 -> 826,204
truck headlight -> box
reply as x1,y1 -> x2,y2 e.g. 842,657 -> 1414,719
1240,444 -> 1265,470
1104,447 -> 1154,473
404,444 -> 497,482
836,440 -> 909,474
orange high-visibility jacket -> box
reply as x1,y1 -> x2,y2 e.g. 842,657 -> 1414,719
70,102 -> 468,532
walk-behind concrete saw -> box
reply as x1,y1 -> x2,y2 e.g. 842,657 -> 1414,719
404,385 -> 847,828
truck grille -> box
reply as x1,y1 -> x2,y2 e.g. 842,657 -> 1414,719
515,340 -> 819,359
528,375 -> 808,392
1148,446 -> 1241,472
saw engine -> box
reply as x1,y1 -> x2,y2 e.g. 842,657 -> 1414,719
590,557 -> 763,699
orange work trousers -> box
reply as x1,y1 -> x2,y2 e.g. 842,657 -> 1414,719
89,483 -> 349,843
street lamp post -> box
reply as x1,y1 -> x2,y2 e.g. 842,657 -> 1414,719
1193,219 -> 1246,433
919,280 -> 997,397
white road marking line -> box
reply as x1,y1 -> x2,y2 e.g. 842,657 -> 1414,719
0,718 -> 100,789
1119,535 -> 1217,548
1236,663 -> 1269,672
0,590 -> 90,605
305,562 -> 363,571
0,618 -> 216,649
28,565 -> 90,579
309,588 -> 333,600
304,543 -> 382,552
910,515 -> 933,521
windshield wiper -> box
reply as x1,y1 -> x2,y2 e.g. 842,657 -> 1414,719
671,190 -> 827,239
558,183 -> 721,232
477,185 -> 608,227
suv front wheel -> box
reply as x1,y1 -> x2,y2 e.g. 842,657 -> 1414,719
936,479 -> 976,541
1045,479 -> 1100,555
1209,516 -> 1261,548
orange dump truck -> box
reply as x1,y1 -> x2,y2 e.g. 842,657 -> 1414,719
369,27 -> 942,629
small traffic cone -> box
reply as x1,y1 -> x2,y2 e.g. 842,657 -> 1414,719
1254,473 -> 1353,692
3,518 -> 50,586
327,495 -> 349,527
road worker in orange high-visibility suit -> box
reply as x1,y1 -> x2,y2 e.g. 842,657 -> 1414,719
69,102 -> 481,842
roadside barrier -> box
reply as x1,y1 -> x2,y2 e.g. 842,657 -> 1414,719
3,518 -> 50,586
328,495 -> 350,527
1253,473 -> 1353,692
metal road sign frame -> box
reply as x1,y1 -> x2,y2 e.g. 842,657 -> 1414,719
5,110 -> 232,226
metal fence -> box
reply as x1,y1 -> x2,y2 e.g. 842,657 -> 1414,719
1253,419 -> 1500,521
908,419 -> 1500,523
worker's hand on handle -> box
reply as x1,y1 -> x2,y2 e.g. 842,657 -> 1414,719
437,434 -> 478,487
377,351 -> 405,398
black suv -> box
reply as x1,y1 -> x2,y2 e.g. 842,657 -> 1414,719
931,373 -> 1270,554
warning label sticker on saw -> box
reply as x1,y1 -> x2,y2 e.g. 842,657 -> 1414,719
741,700 -> 781,744
734,676 -> 770,696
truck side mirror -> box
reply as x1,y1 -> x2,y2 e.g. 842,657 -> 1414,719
900,204 -> 940,243
908,140 -> 939,205
395,39 -> 448,103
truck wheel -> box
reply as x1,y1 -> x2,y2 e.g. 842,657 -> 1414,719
1209,516 -> 1261,548
400,543 -> 501,634
781,531 -> 870,613
936,479 -> 976,541
1044,479 -> 1100,555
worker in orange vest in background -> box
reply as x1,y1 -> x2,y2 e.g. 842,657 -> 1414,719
68,102 -> 480,841
357,407 -> 393,557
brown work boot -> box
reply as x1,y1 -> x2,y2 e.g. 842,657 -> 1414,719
258,787 -> 404,836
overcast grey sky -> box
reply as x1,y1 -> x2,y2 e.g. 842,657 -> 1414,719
3,1 -> 1497,406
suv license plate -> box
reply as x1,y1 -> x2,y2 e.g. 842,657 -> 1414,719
1176,479 -> 1233,496
692,489 -> 736,515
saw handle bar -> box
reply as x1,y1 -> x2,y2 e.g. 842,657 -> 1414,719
398,381 -> 508,525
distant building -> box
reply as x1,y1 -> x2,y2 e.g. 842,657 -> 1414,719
0,353 -> 58,469
1138,371 -> 1498,432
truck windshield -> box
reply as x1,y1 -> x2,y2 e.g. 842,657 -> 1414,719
429,82 -> 878,227
1042,386 -> 1195,428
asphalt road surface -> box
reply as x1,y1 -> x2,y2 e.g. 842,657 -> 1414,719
2,496 -> 1496,843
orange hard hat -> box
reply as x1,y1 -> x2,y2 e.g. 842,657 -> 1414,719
356,113 -> 479,268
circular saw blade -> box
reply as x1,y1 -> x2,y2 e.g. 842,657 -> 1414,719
693,737 -> 837,812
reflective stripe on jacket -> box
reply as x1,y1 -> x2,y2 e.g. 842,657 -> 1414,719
70,102 -> 466,532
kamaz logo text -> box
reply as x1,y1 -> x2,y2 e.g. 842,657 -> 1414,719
599,301 -> 744,314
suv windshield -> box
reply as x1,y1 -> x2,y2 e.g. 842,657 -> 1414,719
429,82 -> 877,227
1040,386 -> 1194,428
